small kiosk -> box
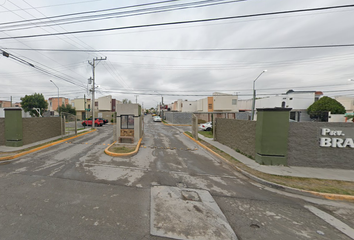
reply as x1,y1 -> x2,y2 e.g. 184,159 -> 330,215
115,104 -> 143,144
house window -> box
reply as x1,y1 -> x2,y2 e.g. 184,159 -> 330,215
232,99 -> 237,105
289,98 -> 293,100
50,102 -> 52,107
121,115 -> 134,129
281,101 -> 286,108
95,102 -> 98,106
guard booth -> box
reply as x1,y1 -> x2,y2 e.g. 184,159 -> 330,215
115,104 -> 143,143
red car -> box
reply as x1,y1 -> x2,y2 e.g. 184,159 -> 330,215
82,118 -> 101,127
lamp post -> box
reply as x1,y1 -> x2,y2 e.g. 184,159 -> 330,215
50,80 -> 59,114
50,80 -> 62,137
251,70 -> 267,121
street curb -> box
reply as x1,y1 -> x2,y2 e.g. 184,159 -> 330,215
0,129 -> 97,161
183,132 -> 354,202
104,137 -> 143,157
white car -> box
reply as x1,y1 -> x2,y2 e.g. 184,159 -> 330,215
199,122 -> 212,131
153,116 -> 161,122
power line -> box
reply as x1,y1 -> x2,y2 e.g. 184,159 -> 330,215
0,0 -> 245,32
5,43 -> 354,52
1,3 -> 354,40
1,49 -> 87,89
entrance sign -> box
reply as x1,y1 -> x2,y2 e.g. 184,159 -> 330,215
320,128 -> 354,148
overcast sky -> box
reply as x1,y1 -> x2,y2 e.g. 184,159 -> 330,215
1,0 -> 354,109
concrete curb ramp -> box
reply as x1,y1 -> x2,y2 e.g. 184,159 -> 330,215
183,132 -> 354,202
104,137 -> 143,157
0,129 -> 97,161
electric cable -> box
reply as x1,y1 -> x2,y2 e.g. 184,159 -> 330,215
1,3 -> 354,40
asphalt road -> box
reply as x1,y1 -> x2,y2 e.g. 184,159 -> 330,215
0,115 -> 353,240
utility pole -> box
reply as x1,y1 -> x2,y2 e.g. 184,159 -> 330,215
135,95 -> 138,103
88,57 -> 107,129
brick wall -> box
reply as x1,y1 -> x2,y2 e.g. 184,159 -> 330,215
0,118 -> 4,145
22,117 -> 61,145
165,112 -> 192,125
215,118 -> 256,158
288,122 -> 354,169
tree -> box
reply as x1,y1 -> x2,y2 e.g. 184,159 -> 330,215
20,93 -> 48,117
122,98 -> 132,104
58,104 -> 76,115
307,96 -> 345,121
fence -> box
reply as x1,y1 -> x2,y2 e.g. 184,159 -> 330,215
62,112 -> 77,136
214,117 -> 354,170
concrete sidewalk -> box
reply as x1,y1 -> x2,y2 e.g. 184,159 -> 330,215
198,134 -> 354,182
0,129 -> 92,153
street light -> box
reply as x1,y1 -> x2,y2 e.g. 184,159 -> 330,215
50,80 -> 59,113
251,70 -> 267,121
50,80 -> 62,137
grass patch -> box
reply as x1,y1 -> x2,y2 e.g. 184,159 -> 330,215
108,145 -> 136,153
198,130 -> 213,138
198,139 -> 354,196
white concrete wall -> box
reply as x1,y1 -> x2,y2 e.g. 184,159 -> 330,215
335,96 -> 354,112
116,104 -> 140,116
328,113 -> 346,122
0,108 -> 31,118
182,101 -> 197,112
255,92 -> 316,110
213,95 -> 238,111
286,92 -> 316,109
237,99 -> 252,111
71,98 -> 86,111
197,98 -> 206,111
97,95 -> 112,111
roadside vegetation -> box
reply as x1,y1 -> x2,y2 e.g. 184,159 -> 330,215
185,131 -> 354,196
198,131 -> 213,138
108,145 -> 136,153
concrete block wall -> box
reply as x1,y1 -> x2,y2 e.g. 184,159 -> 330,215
288,122 -> 354,169
165,112 -> 192,125
215,118 -> 256,158
22,117 -> 61,145
0,118 -> 5,145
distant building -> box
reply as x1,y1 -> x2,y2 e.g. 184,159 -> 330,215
48,97 -> 69,113
0,100 -> 12,108
197,92 -> 238,112
334,96 -> 354,113
238,90 -> 323,121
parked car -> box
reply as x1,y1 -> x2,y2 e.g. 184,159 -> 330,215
97,118 -> 107,124
153,116 -> 161,122
82,118 -> 101,127
199,122 -> 212,131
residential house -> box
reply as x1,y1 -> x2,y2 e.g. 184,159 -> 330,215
0,100 -> 12,108
48,97 -> 69,114
171,99 -> 197,112
334,96 -> 354,113
238,90 -> 323,121
197,92 -> 238,112
71,98 -> 91,120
